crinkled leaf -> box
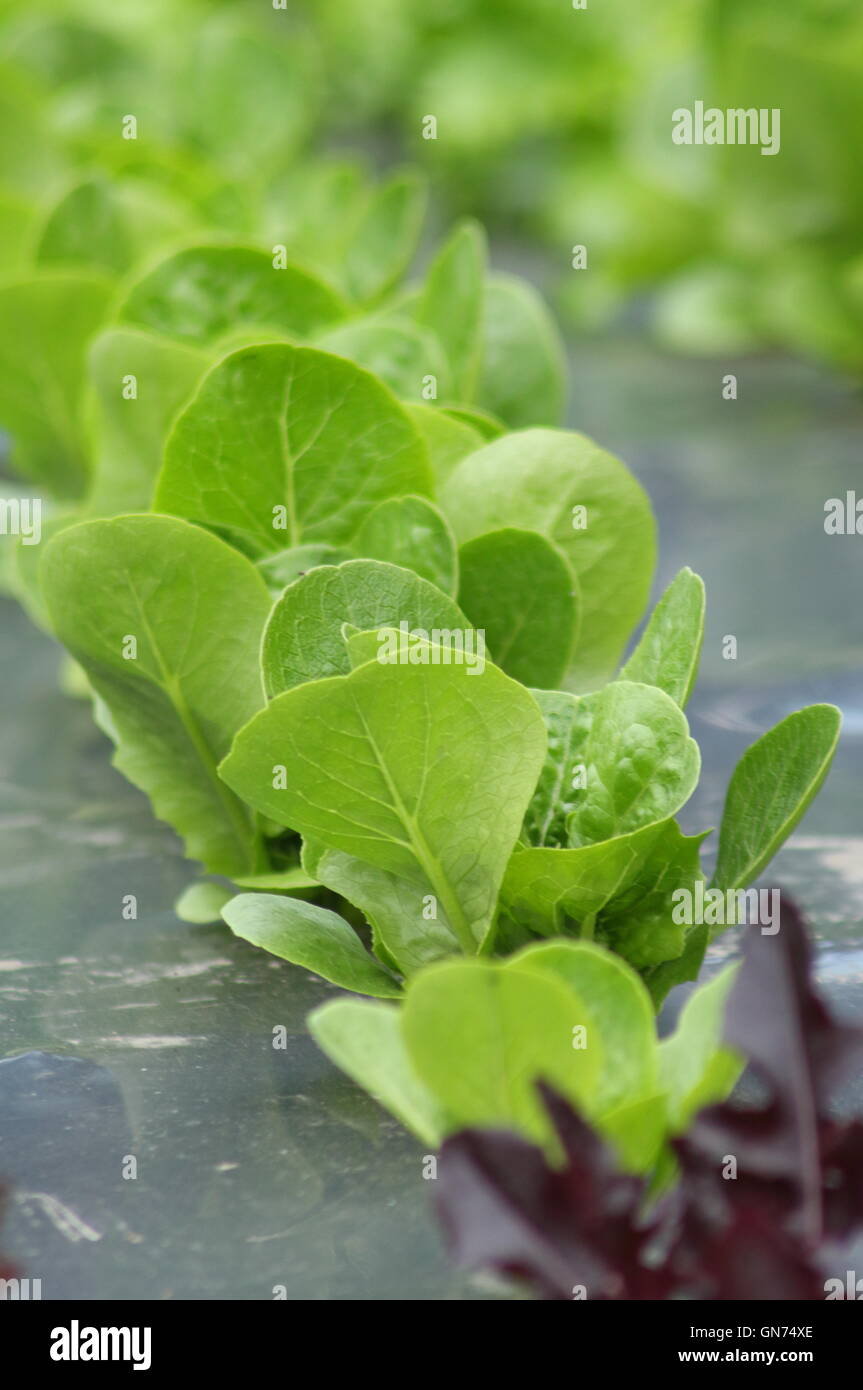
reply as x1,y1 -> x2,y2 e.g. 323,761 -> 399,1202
505,678 -> 702,966
643,924 -> 709,1010
596,824 -> 709,971
564,682 -> 700,848
522,690 -> 587,848
502,824 -> 666,939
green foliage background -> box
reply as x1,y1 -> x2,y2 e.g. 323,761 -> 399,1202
1,0 -> 862,365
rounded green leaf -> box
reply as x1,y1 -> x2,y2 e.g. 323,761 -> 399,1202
352,497 -> 458,596
505,940 -> 657,1113
440,428 -> 656,688
261,558 -> 469,695
156,344 -> 433,554
477,272 -> 566,428
314,314 -> 451,402
220,657 -> 547,961
119,246 -> 346,346
175,881 -> 233,924
457,528 -> 579,688
402,959 -> 601,1145
37,178 -> 131,274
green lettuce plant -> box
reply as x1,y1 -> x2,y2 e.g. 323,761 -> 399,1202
304,937 -> 740,1174
38,463 -> 840,1000
213,574 -> 839,1000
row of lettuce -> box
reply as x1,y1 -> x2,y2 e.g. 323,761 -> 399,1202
0,2 -> 843,1220
2,236 -> 841,1194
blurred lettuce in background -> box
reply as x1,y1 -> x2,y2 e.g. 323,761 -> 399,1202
1,0 -> 862,368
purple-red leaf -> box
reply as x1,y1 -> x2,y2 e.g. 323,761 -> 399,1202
437,1086 -> 670,1300
435,900 -> 863,1300
677,899 -> 863,1245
